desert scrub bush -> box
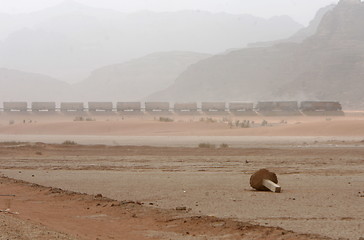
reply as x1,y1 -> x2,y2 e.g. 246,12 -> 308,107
220,143 -> 229,148
261,120 -> 268,126
240,120 -> 250,128
198,143 -> 216,149
73,116 -> 84,121
62,140 -> 77,145
159,117 -> 174,122
206,118 -> 216,123
86,117 -> 95,121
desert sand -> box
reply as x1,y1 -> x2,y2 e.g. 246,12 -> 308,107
0,113 -> 363,239
1,113 -> 364,137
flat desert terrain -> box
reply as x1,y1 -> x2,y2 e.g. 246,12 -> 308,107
0,112 -> 363,240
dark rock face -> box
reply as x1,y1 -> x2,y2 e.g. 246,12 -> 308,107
151,1 -> 364,109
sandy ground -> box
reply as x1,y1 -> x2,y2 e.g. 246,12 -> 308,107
0,114 -> 363,239
0,214 -> 76,240
0,176 -> 333,240
0,143 -> 363,240
1,113 -> 364,137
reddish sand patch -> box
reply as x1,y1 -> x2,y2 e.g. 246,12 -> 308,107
0,177 -> 329,240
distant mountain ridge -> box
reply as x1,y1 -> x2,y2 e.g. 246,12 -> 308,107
0,0 -> 303,83
0,51 -> 210,102
72,51 -> 211,101
0,68 -> 71,102
248,4 -> 336,48
150,0 -> 364,109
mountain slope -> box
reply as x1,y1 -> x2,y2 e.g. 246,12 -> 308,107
0,68 -> 71,102
248,4 -> 336,48
73,52 -> 210,101
0,0 -> 303,82
150,0 -> 364,108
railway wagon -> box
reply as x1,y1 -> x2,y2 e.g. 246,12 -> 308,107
31,102 -> 56,112
145,102 -> 170,112
300,101 -> 344,116
60,102 -> 84,112
116,102 -> 142,112
256,101 -> 299,111
228,102 -> 254,112
88,102 -> 113,112
300,101 -> 342,111
256,101 -> 300,116
201,102 -> 226,112
173,102 -> 198,112
3,102 -> 28,112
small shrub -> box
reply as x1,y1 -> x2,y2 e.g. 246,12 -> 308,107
62,140 -> 77,145
85,117 -> 95,121
198,143 -> 216,149
73,116 -> 84,121
159,117 -> 174,122
206,118 -> 216,123
261,120 -> 268,126
220,143 -> 229,149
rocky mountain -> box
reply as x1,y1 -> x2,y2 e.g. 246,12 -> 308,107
73,52 -> 210,101
0,68 -> 71,102
0,0 -> 303,83
248,4 -> 336,48
150,0 -> 364,109
0,51 -> 209,102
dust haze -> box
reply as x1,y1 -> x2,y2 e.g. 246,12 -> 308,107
0,1 -> 363,240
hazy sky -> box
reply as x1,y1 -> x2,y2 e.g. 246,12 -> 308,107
0,0 -> 339,25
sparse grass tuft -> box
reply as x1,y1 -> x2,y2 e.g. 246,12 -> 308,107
74,116 -> 95,122
159,117 -> 174,122
220,143 -> 229,149
74,116 -> 84,121
261,120 -> 268,126
198,143 -> 216,149
62,140 -> 77,145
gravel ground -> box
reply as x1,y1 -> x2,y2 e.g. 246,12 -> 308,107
0,214 -> 77,240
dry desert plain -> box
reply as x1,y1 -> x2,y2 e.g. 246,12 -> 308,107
0,112 -> 363,240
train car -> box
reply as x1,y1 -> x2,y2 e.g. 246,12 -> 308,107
60,102 -> 84,112
300,101 -> 344,116
116,102 -> 142,112
145,102 -> 170,112
174,102 -> 198,112
256,101 -> 300,116
201,102 -> 226,112
88,102 -> 113,112
31,102 -> 56,112
3,102 -> 28,112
